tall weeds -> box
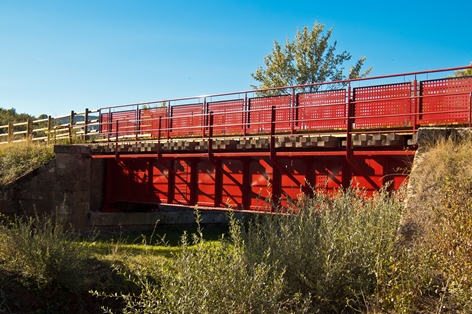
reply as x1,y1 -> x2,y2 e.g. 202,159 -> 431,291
95,187 -> 404,313
0,213 -> 90,291
391,139 -> 472,313
243,187 -> 404,313
96,211 -> 292,313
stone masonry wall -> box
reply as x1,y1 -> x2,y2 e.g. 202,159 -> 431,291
0,145 -> 105,231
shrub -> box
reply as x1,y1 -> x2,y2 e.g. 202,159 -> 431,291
242,186 -> 404,313
0,213 -> 95,313
95,212 -> 301,314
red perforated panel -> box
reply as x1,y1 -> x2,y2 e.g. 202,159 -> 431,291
247,95 -> 292,134
139,107 -> 168,138
297,89 -> 347,130
99,113 -> 110,135
100,110 -> 137,137
170,103 -> 204,137
419,77 -> 472,125
353,83 -> 413,129
207,100 -> 245,135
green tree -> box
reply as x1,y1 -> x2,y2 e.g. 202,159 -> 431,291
452,62 -> 472,77
0,108 -> 35,126
251,21 -> 372,95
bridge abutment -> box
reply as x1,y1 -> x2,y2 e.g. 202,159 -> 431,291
0,145 -> 105,231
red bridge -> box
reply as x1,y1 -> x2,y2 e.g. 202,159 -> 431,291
3,66 -> 472,212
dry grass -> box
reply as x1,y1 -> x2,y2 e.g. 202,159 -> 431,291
0,142 -> 54,186
393,138 -> 472,313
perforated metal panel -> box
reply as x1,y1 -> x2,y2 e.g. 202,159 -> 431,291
99,110 -> 138,137
297,89 -> 347,130
170,103 -> 204,137
139,107 -> 168,138
419,77 -> 472,125
247,95 -> 292,134
353,83 -> 413,129
207,99 -> 245,135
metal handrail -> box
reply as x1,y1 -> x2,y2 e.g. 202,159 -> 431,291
1,66 -> 472,145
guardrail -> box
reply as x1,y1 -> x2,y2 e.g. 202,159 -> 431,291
0,109 -> 100,144
1,66 -> 471,145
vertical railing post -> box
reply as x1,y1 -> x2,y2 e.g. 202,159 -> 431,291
135,105 -> 140,141
98,109 -> 102,135
70,110 -> 75,127
115,120 -> 119,158
469,92 -> 472,128
270,106 -> 276,160
68,124 -> 73,145
167,102 -> 171,140
69,110 -> 75,143
413,78 -> 418,132
270,106 -> 278,212
157,116 -> 162,158
208,112 -> 214,156
47,116 -> 52,144
107,108 -> 112,143
243,94 -> 248,138
346,84 -> 353,159
84,108 -> 89,138
344,84 -> 353,189
8,122 -> 13,143
291,88 -> 296,135
202,98 -> 207,138
26,119 -> 32,141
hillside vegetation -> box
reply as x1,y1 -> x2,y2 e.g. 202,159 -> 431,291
0,142 -> 54,186
0,139 -> 471,313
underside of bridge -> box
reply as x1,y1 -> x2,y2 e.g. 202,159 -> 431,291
93,133 -> 414,213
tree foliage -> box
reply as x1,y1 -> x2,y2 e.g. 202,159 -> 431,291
0,108 -> 36,126
452,62 -> 472,77
251,22 -> 372,95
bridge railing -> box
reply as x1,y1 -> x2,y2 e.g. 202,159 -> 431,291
1,66 -> 471,145
0,108 -> 101,144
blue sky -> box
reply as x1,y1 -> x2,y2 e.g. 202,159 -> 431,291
1,0 -> 471,117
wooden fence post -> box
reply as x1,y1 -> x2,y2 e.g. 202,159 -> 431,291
8,122 -> 13,143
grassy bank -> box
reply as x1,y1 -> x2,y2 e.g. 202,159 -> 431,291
0,142 -> 54,186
